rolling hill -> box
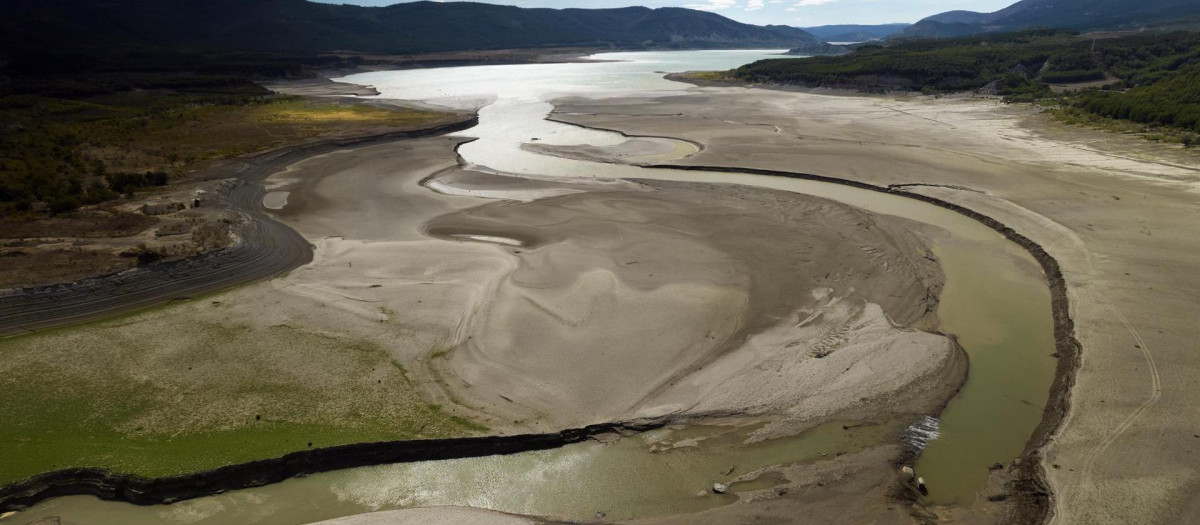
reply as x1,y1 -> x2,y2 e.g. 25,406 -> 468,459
893,0 -> 1200,39
0,0 -> 835,57
802,24 -> 911,43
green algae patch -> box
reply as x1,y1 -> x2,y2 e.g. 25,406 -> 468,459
0,308 -> 484,485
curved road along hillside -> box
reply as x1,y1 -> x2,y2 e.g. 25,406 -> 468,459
0,117 -> 478,338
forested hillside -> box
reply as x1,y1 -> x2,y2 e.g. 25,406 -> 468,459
738,31 -> 1088,94
0,0 -> 830,56
731,31 -> 1200,135
893,0 -> 1200,39
802,24 -> 911,43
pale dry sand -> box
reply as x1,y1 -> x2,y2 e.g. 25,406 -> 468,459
4,128 -> 957,448
264,130 -> 957,435
523,135 -> 698,165
422,177 -> 955,433
546,87 -> 1200,524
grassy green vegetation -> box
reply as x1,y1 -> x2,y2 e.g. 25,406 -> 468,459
676,70 -> 738,83
0,302 -> 486,485
0,84 -> 448,216
1071,43 -> 1200,132
731,30 -> 1200,140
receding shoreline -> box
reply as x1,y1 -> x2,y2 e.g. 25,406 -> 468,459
0,67 -> 1081,523
0,159 -> 1075,523
0,117 -> 478,338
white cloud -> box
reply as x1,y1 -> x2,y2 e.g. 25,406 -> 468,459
683,0 -> 738,10
746,0 -> 764,10
334,0 -> 1021,29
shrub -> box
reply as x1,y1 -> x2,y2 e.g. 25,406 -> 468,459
105,171 -> 169,194
48,196 -> 80,214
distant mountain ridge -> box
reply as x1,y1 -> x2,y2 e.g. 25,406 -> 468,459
894,0 -> 1200,39
0,0 -> 836,57
802,24 -> 911,43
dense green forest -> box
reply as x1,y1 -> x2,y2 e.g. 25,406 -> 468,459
735,30 -> 1095,94
732,31 -> 1200,135
0,78 -> 268,215
1,0 -> 829,56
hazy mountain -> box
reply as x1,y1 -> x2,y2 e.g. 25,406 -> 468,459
923,11 -> 992,25
802,24 -> 911,43
0,0 -> 835,57
893,0 -> 1200,39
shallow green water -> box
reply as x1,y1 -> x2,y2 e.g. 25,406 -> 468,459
916,241 -> 1056,504
1,422 -> 899,524
584,169 -> 1057,505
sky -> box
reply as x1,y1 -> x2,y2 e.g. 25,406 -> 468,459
319,0 -> 1017,26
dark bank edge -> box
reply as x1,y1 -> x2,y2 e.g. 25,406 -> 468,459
0,420 -> 665,512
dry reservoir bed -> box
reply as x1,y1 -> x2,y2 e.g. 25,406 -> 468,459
0,131 -> 963,520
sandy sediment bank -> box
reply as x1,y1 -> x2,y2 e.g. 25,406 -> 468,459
422,174 -> 958,435
544,88 -> 1200,523
253,128 -> 960,438
522,136 -> 691,164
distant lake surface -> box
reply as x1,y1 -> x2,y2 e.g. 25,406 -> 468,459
340,49 -> 798,109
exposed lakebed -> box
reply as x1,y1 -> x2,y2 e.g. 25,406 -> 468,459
3,50 -> 1057,524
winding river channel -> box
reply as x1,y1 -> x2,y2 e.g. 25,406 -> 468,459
2,51 -> 1057,524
